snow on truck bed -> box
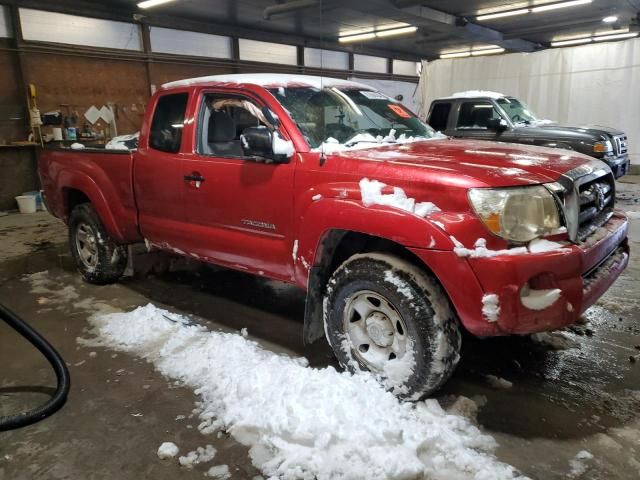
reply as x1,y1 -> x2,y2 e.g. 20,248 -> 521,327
86,303 -> 525,480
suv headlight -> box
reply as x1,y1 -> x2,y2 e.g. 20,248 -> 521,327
468,186 -> 561,243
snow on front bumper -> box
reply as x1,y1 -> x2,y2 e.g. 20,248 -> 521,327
410,212 -> 629,337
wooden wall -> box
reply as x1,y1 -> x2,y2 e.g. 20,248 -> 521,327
0,44 -> 27,143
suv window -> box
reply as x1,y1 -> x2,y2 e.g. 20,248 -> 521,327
456,101 -> 501,130
198,94 -> 270,158
428,102 -> 451,131
149,93 -> 188,153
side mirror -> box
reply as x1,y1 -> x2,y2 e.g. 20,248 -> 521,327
241,126 -> 273,156
241,127 -> 291,164
486,118 -> 508,131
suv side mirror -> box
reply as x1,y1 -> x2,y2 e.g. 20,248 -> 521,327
486,117 -> 508,131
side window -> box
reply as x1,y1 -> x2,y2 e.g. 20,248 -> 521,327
456,101 -> 501,129
149,93 -> 188,153
428,102 -> 451,131
198,94 -> 269,158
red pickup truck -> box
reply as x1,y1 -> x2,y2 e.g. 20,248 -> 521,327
39,74 -> 629,399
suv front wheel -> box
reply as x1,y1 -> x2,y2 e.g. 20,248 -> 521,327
323,253 -> 461,400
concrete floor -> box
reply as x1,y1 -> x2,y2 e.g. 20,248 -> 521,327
1,179 -> 639,479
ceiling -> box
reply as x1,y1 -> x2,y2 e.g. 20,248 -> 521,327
20,0 -> 640,60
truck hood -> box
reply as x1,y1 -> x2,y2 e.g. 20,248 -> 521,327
518,123 -> 624,140
334,138 -> 599,186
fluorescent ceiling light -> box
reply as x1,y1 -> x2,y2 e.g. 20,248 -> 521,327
440,46 -> 505,59
593,32 -> 639,41
339,25 -> 416,43
477,0 -> 592,21
440,51 -> 471,59
531,0 -> 591,13
602,15 -> 618,23
471,47 -> 505,56
476,9 -> 528,21
339,32 -> 376,43
375,26 -> 418,38
138,0 -> 176,9
550,37 -> 592,46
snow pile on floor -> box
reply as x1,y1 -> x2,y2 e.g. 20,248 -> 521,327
482,294 -> 500,322
360,178 -> 441,218
87,303 -> 524,480
157,442 -> 179,459
206,464 -> 231,479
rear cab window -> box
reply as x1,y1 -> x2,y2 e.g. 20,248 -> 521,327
456,100 -> 502,130
428,102 -> 452,131
149,93 -> 189,153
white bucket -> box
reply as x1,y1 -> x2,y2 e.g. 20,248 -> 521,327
15,195 -> 37,214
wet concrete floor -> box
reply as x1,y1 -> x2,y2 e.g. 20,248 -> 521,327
1,179 -> 639,479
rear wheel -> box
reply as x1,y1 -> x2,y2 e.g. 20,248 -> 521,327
69,203 -> 127,284
323,253 -> 461,400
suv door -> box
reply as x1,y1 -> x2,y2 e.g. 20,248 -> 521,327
451,100 -> 507,141
179,90 -> 296,281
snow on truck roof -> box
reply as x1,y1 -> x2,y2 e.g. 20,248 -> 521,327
161,74 -> 374,91
441,90 -> 507,99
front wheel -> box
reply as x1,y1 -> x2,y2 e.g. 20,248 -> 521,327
69,203 -> 127,284
323,253 -> 461,400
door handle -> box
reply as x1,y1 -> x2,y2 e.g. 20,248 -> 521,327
184,174 -> 205,182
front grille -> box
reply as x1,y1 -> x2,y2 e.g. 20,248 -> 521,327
612,135 -> 628,156
576,172 -> 615,239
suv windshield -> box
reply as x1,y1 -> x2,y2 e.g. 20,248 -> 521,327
496,97 -> 538,125
268,86 -> 435,149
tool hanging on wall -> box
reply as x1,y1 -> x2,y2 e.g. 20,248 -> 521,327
26,84 -> 43,147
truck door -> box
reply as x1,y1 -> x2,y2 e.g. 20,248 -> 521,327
134,91 -> 193,253
451,100 -> 506,141
179,91 -> 296,281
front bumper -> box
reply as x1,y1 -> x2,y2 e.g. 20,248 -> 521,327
603,154 -> 630,178
410,212 -> 629,337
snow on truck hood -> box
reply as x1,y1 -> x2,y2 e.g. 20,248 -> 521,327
332,138 -> 600,186
161,73 -> 373,91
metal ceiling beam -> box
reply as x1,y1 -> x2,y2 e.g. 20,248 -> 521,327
264,0 -> 319,20
502,15 -> 620,39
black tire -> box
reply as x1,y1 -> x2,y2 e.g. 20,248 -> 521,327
323,253 -> 461,400
68,203 -> 127,285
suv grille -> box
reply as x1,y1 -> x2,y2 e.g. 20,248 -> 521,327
576,172 -> 614,239
612,135 -> 628,156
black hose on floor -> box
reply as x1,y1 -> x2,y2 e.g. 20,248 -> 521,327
0,303 -> 70,431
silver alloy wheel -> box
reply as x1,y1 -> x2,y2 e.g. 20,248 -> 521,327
343,290 -> 409,372
75,222 -> 99,269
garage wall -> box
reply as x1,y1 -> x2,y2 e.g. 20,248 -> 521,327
418,37 -> 640,165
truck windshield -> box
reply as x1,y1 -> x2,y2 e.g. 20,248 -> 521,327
496,97 -> 538,125
268,86 -> 435,149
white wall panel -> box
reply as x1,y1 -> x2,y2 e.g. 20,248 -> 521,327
393,59 -> 418,76
353,54 -> 387,73
19,8 -> 141,51
304,48 -> 349,70
0,6 -> 11,38
150,27 -> 231,58
239,39 -> 297,65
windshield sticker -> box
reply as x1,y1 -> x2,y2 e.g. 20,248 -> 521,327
388,104 -> 410,118
360,90 -> 388,100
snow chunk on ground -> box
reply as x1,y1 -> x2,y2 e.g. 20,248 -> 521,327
359,178 -> 440,218
482,294 -> 500,323
157,442 -> 179,459
206,464 -> 231,479
485,375 -> 513,390
521,288 -> 561,310
531,332 -> 577,350
87,303 -> 524,480
568,450 -> 593,477
179,445 -> 217,468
